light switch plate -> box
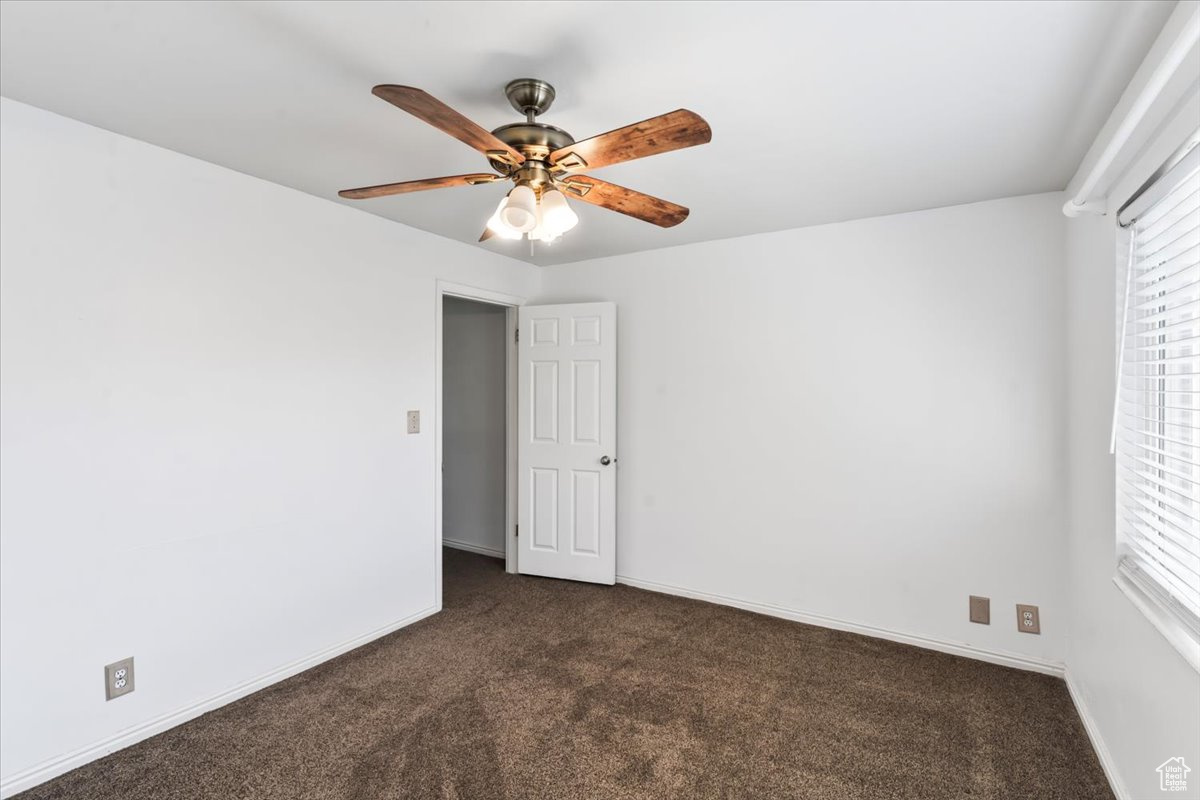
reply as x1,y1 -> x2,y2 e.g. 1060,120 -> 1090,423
969,595 -> 990,625
407,410 -> 420,434
104,657 -> 135,700
1016,604 -> 1041,634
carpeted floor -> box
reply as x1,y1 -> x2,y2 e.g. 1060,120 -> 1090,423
19,548 -> 1112,800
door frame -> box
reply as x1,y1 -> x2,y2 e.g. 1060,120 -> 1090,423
434,280 -> 524,606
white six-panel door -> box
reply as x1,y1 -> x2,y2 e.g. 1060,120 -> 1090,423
517,303 -> 616,584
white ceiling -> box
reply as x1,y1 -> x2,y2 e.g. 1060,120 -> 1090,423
0,0 -> 1174,266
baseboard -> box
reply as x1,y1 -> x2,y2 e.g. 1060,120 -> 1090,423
615,574 -> 1065,677
0,604 -> 440,799
442,537 -> 505,560
1064,670 -> 1130,800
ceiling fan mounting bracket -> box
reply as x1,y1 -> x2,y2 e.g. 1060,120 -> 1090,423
548,152 -> 587,176
504,78 -> 556,119
560,179 -> 593,198
485,150 -> 522,173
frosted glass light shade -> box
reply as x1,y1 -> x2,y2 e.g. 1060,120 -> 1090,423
540,188 -> 578,235
486,198 -> 521,240
500,185 -> 537,232
528,205 -> 557,243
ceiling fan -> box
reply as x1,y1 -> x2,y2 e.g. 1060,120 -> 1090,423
338,79 -> 712,244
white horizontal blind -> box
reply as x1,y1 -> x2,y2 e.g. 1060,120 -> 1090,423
1116,153 -> 1200,636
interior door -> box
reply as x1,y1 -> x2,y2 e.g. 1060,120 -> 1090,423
518,302 -> 616,584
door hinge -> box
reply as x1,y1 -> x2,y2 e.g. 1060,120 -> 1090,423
515,327 -> 519,343
514,524 -> 519,538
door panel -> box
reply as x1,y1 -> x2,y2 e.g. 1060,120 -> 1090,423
518,302 -> 616,584
530,468 -> 558,551
572,361 -> 600,444
571,470 -> 601,555
531,361 -> 558,443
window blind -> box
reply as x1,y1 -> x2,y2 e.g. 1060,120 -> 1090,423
1115,145 -> 1200,637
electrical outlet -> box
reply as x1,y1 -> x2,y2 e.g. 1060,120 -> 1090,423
407,410 -> 420,434
104,657 -> 135,700
1016,604 -> 1041,634
969,595 -> 990,624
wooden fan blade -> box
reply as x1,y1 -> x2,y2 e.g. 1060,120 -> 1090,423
550,109 -> 710,173
372,85 -> 524,165
339,173 -> 500,200
560,176 -> 689,227
479,226 -> 495,242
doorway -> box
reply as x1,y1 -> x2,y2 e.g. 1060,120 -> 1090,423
435,286 -> 619,605
442,295 -> 506,559
434,282 -> 522,607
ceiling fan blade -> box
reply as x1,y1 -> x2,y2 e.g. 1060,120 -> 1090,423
550,109 -> 711,173
479,226 -> 495,242
372,85 -> 524,166
559,176 -> 689,228
338,173 -> 500,200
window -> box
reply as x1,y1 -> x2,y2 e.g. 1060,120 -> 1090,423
1113,135 -> 1200,663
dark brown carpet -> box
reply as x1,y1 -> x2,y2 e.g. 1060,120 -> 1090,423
19,548 -> 1112,800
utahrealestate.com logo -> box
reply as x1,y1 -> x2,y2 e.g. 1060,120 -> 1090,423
1157,757 -> 1191,793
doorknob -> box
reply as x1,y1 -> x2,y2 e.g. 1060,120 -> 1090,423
600,455 -> 614,466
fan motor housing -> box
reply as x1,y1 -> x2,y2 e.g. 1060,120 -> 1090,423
489,122 -> 575,172
491,123 -> 574,152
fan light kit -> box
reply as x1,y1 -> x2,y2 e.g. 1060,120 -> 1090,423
486,184 -> 578,243
339,79 -> 712,246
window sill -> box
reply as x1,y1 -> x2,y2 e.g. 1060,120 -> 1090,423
1113,563 -> 1200,673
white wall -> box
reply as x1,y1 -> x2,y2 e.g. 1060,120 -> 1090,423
536,192 -> 1069,669
0,98 -> 538,794
442,297 -> 507,558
